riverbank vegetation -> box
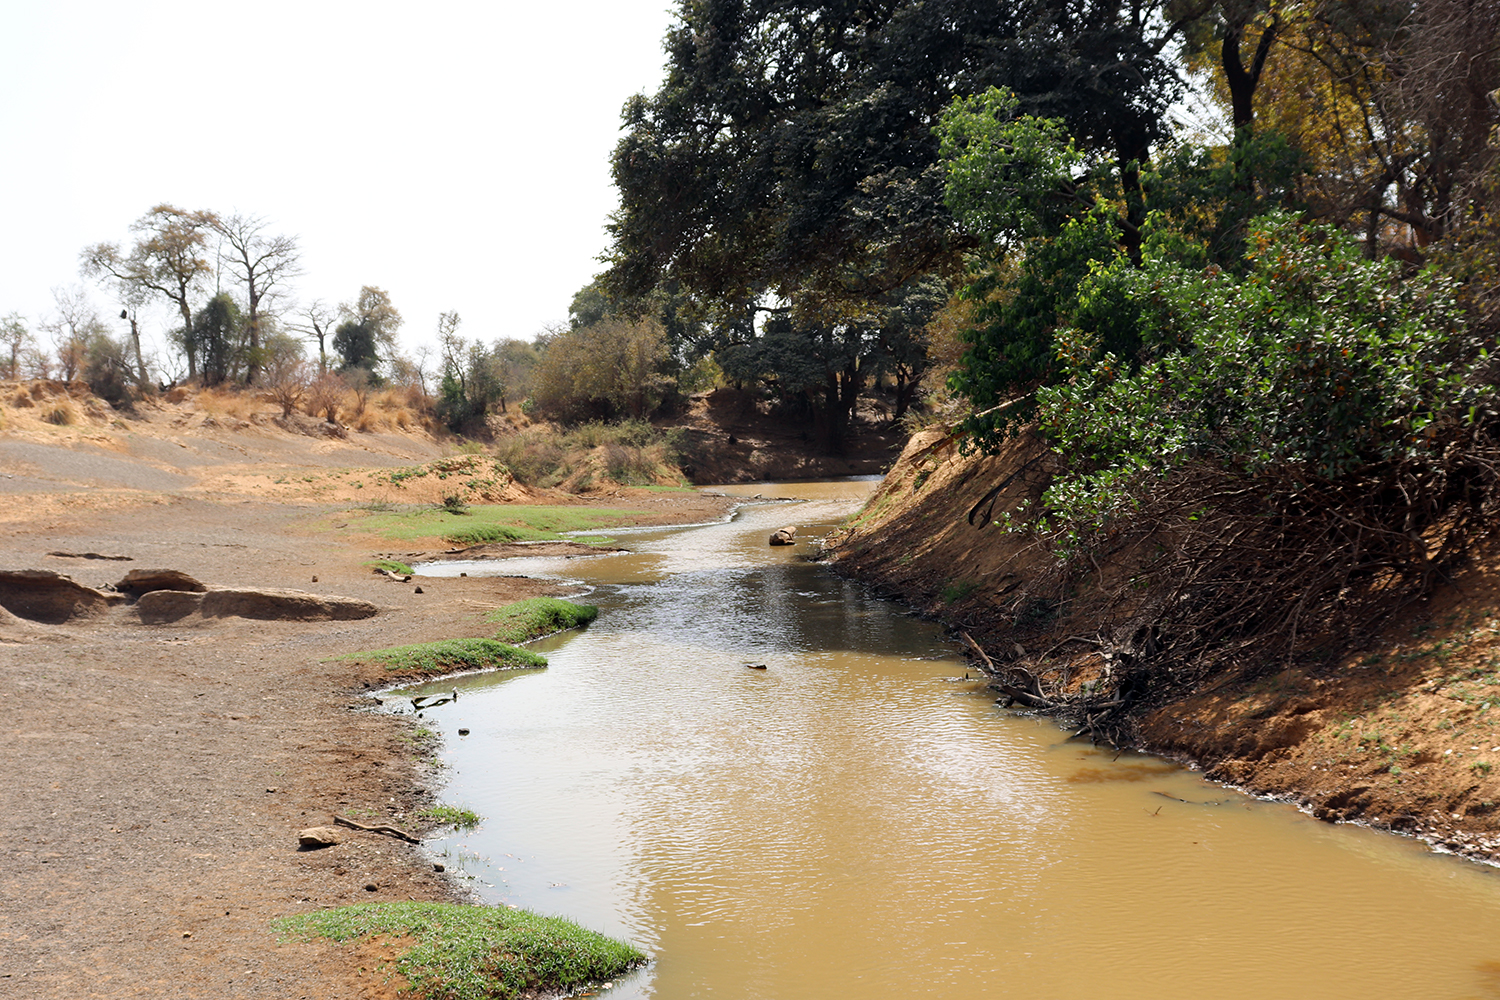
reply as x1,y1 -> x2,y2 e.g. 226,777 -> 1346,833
340,638 -> 546,677
486,597 -> 600,644
272,902 -> 644,1000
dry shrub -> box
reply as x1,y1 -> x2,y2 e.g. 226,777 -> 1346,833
195,386 -> 258,420
303,375 -> 346,424
44,401 -> 78,425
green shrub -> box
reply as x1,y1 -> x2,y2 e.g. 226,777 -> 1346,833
341,638 -> 545,674
486,598 -> 599,644
272,902 -> 644,1000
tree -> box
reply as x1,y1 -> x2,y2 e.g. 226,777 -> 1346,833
260,332 -> 310,418
530,318 -> 671,423
0,314 -> 36,380
43,287 -> 112,383
213,213 -> 300,385
435,312 -> 509,433
190,293 -> 244,386
296,299 -> 340,374
333,286 -> 402,375
80,204 -> 218,381
607,0 -> 1191,314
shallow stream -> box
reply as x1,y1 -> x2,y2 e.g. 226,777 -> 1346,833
404,480 -> 1500,999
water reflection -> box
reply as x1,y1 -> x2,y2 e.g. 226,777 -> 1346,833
405,481 -> 1500,1000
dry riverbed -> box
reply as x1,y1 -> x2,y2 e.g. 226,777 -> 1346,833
0,386 -> 736,997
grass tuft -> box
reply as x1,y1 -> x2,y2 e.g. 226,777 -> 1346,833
341,638 -> 546,674
272,901 -> 644,1000
486,598 -> 599,644
417,805 -> 481,829
342,504 -> 638,547
370,559 -> 415,575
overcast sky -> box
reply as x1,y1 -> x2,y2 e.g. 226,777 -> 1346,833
0,0 -> 680,372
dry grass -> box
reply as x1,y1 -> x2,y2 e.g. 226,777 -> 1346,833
195,386 -> 260,420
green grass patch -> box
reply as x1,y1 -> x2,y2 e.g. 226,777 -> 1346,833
486,598 -> 599,644
342,638 -> 546,674
272,902 -> 644,1000
417,805 -> 481,829
338,504 -> 642,547
369,558 -> 415,575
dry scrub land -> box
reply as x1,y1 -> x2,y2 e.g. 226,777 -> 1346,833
0,381 -> 734,998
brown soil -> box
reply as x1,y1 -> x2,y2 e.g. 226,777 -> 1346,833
0,381 -> 740,998
826,423 -> 1500,864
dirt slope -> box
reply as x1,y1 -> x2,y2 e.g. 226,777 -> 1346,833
825,424 -> 1500,864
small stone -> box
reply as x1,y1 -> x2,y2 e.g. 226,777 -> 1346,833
460,572 -> 467,577
414,586 -> 424,594
298,826 -> 343,849
311,575 -> 318,583
182,932 -> 192,939
266,787 -> 278,793
457,728 -> 470,736
433,863 -> 445,872
364,883 -> 379,892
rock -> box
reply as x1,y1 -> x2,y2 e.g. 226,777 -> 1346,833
136,589 -> 204,624
433,862 -> 445,872
0,569 -> 123,624
769,526 -> 798,546
414,586 -> 423,594
457,728 -> 470,736
199,588 -> 379,622
298,826 -> 343,849
364,882 -> 379,892
115,568 -> 207,596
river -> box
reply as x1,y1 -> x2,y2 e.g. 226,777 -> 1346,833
405,479 -> 1500,999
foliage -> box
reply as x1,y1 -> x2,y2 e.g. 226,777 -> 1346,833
271,902 -> 644,1000
340,638 -> 547,674
1033,213 -> 1481,535
529,317 -> 672,423
607,0 -> 1185,315
489,421 -> 684,488
370,559 -> 414,575
415,805 -> 481,829
435,312 -> 511,433
190,293 -> 245,386
345,503 -> 642,546
485,598 -> 599,644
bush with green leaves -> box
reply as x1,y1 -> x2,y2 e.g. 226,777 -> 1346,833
1032,213 -> 1482,536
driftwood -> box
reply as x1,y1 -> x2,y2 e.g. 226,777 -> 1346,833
334,815 -> 420,844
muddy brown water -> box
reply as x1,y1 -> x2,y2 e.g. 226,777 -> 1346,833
406,480 -> 1500,999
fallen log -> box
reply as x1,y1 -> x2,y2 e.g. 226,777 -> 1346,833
333,815 -> 420,844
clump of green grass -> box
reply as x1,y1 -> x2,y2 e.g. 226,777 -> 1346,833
369,558 -> 415,575
341,638 -> 546,674
445,524 -> 527,546
417,805 -> 481,829
340,504 -> 640,547
486,598 -> 599,644
272,902 -> 644,1000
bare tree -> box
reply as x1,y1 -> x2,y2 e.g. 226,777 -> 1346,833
80,205 -> 218,381
213,213 -> 301,385
43,287 -> 110,382
294,299 -> 340,375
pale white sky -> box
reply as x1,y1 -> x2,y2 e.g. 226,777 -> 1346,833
0,0 -> 679,373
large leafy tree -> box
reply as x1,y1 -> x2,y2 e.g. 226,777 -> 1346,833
333,286 -> 402,375
80,204 -> 219,382
607,0 -> 1190,312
